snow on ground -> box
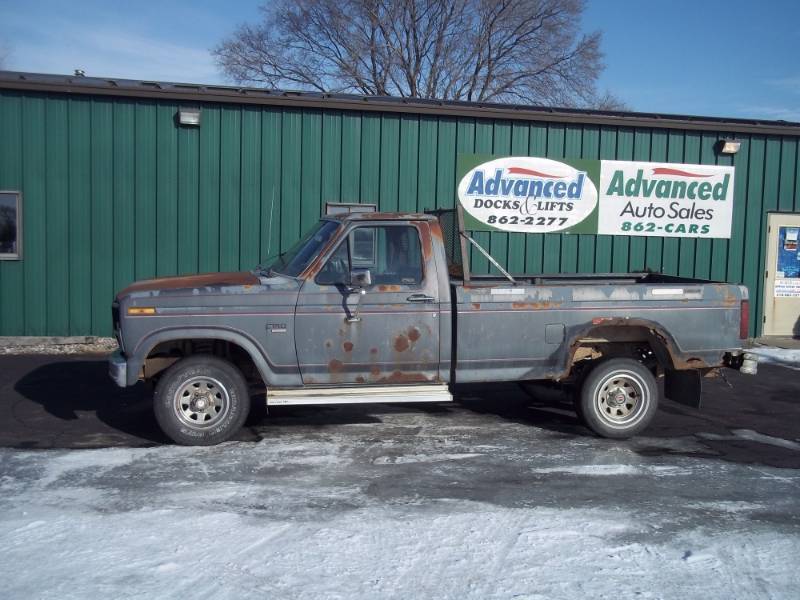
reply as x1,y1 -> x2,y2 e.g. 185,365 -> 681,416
1,406 -> 799,599
749,346 -> 800,370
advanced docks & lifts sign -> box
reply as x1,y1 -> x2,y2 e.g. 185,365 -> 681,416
457,155 -> 734,238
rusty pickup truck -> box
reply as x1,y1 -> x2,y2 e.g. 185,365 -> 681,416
109,208 -> 756,445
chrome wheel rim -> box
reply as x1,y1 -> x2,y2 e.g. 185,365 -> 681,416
593,370 -> 649,428
173,376 -> 230,430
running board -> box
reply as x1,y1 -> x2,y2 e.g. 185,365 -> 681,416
267,384 -> 453,406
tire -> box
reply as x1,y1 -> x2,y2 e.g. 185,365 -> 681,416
153,355 -> 251,446
577,358 -> 658,439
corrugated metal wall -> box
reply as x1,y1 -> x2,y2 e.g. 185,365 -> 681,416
1,90 -> 799,337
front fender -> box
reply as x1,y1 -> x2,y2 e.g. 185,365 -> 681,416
126,326 -> 296,387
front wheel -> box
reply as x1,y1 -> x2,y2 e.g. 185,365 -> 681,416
153,355 -> 251,445
577,358 -> 658,439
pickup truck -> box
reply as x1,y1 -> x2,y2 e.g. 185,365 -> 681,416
109,208 -> 756,445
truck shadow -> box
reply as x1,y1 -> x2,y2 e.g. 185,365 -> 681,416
7,358 -> 800,469
8,358 -> 392,448
454,381 -> 585,436
10,359 -> 169,447
458,365 -> 800,469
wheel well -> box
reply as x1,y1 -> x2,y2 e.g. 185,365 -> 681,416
566,325 -> 674,379
143,338 -> 261,385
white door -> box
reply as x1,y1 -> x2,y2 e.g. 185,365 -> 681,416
763,213 -> 800,336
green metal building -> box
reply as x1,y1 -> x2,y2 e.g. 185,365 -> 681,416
1,71 -> 799,338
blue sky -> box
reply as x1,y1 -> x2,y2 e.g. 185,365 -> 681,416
1,0 -> 798,121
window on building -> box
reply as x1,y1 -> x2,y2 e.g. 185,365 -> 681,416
0,192 -> 21,260
316,225 -> 423,286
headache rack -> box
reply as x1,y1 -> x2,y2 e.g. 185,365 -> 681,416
425,206 -> 515,284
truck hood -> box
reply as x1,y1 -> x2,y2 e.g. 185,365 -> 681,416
116,271 -> 261,300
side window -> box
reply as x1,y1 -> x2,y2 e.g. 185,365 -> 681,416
316,225 -> 424,287
372,226 -> 423,285
0,192 -> 21,260
316,237 -> 351,285
351,228 -> 376,267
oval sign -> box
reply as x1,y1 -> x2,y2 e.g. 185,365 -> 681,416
457,156 -> 598,233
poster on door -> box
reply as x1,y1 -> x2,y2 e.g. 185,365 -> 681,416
774,226 -> 800,297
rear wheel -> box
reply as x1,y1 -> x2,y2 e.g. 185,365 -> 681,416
577,358 -> 658,439
153,355 -> 250,445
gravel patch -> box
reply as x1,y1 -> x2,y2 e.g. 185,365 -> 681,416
0,337 -> 118,356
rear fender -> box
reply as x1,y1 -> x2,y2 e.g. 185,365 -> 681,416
560,317 -> 715,380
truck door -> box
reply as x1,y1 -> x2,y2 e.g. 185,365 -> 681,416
295,222 -> 441,385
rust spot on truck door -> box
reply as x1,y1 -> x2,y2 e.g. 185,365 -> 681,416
394,335 -> 410,352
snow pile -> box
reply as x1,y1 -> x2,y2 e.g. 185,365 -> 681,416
749,346 -> 800,370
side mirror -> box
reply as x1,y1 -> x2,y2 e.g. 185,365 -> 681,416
350,268 -> 372,289
346,269 -> 371,323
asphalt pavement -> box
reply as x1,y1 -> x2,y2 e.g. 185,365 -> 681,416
1,353 -> 799,468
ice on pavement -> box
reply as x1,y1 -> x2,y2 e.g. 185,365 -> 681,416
698,429 -> 800,451
1,407 -> 799,600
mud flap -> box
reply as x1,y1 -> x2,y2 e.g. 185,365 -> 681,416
664,369 -> 702,409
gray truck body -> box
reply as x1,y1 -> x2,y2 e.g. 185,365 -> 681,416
110,212 -> 749,398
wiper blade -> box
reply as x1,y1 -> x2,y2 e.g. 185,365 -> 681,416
255,251 -> 287,278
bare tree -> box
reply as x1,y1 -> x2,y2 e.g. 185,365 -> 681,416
214,0 -> 624,109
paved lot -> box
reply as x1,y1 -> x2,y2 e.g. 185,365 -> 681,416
1,355 -> 799,598
2,354 -> 800,467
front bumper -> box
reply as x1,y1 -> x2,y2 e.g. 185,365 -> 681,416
109,349 -> 128,387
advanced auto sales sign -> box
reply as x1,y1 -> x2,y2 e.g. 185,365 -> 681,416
457,155 -> 734,238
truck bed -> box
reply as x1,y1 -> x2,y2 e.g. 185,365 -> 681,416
450,276 -> 746,384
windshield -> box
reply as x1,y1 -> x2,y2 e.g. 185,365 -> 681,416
259,220 -> 340,277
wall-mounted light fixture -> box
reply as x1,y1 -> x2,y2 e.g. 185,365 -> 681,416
178,107 -> 201,126
717,139 -> 741,155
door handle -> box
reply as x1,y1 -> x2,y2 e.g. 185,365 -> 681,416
406,294 -> 435,303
